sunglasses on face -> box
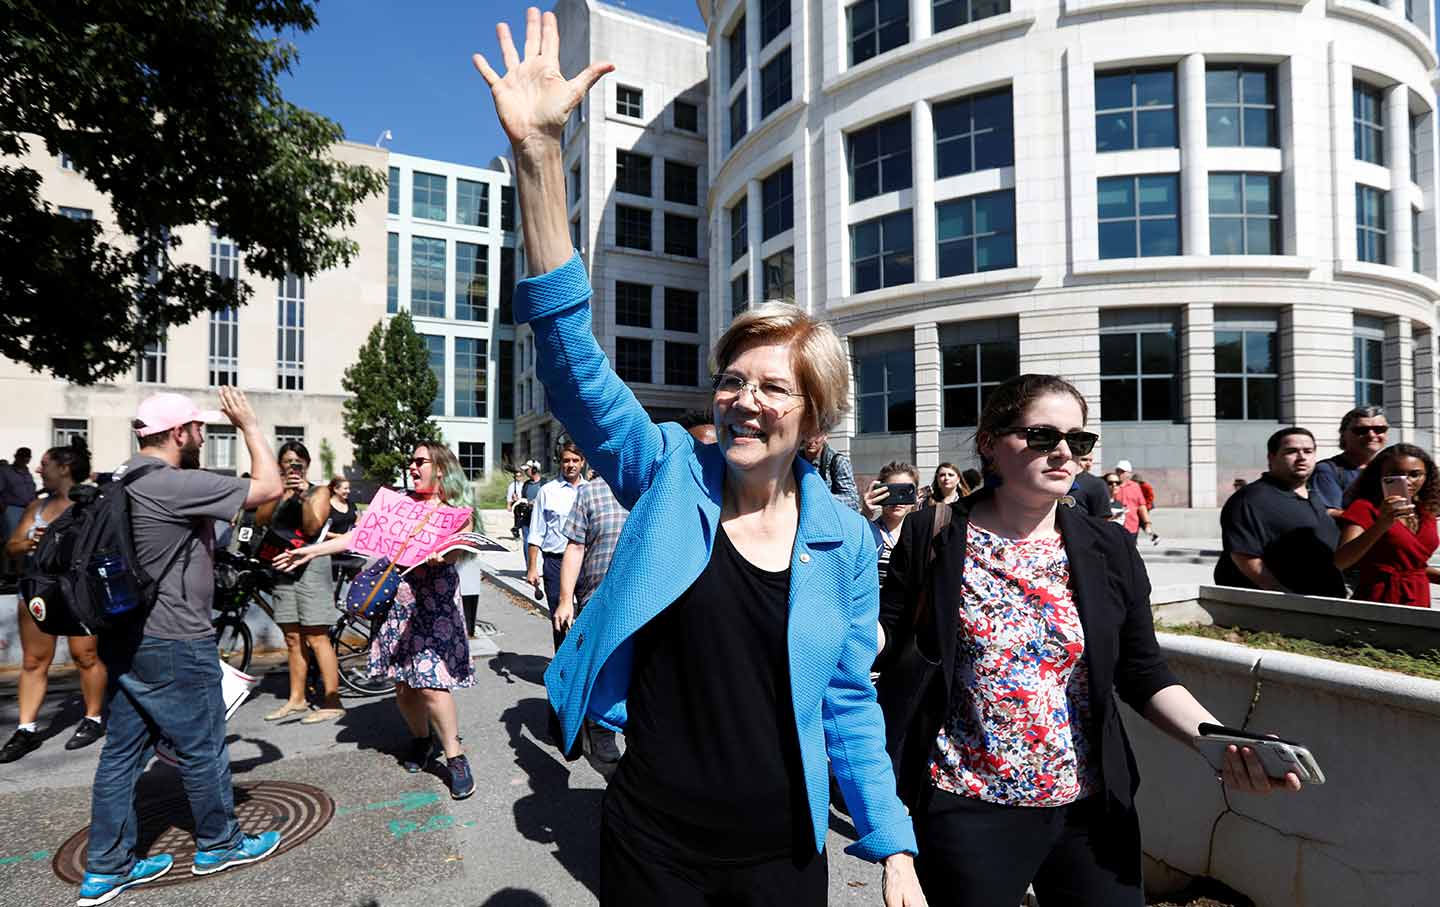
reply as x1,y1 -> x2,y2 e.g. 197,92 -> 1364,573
1000,426 -> 1100,456
1106,480 -> 1120,486
408,457 -> 432,469
1350,425 -> 1389,436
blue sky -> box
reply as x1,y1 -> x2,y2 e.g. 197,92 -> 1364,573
280,0 -> 707,167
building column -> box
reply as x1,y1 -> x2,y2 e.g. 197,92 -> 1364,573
747,178 -> 763,302
912,101 -> 937,282
1414,328 -> 1436,451
910,0 -> 932,41
1386,85 -> 1413,269
914,322 -> 941,474
1283,303 -> 1354,451
1178,53 -> 1210,256
1182,303 -> 1217,507
1384,315 -> 1415,442
1018,307 -> 1103,464
833,333 -> 855,457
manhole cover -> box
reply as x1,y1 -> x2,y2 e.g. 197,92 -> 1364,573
52,780 -> 333,886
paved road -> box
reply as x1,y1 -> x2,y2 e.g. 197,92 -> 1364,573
0,580 -> 891,907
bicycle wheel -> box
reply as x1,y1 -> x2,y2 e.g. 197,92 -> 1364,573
214,615 -> 253,673
331,613 -> 389,697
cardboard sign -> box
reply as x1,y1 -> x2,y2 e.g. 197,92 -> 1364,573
348,487 -> 472,567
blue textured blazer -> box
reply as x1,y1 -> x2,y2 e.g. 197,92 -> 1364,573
516,253 -> 917,862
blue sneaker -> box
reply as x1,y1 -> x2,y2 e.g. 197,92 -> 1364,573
447,754 -> 475,800
77,854 -> 173,906
191,831 -> 282,876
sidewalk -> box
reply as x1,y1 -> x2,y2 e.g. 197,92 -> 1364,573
473,510 -> 548,613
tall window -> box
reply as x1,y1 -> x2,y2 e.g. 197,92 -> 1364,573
386,232 -> 399,313
412,171 -> 447,221
936,190 -> 1016,276
59,152 -> 75,172
665,342 -> 701,387
1206,66 -> 1277,148
458,442 -> 485,478
665,214 -> 699,257
276,274 -> 305,391
1215,325 -> 1279,420
455,242 -> 488,322
1354,321 -> 1385,406
500,186 -> 516,231
136,337 -> 167,384
1355,184 -> 1388,263
422,334 -> 446,417
1099,320 -> 1179,421
665,161 -> 699,205
617,85 -> 643,118
732,273 -> 749,317
203,425 -> 237,471
674,99 -> 699,132
388,166 -> 400,215
615,205 -> 651,250
499,247 -> 515,324
1354,82 -> 1385,165
730,198 -> 749,263
852,211 -> 914,292
932,0 -> 1008,34
455,337 -> 488,418
615,281 -> 652,327
934,88 -> 1012,178
849,114 -> 912,201
1209,173 -> 1280,255
1095,68 -> 1178,151
208,228 -> 239,386
763,249 -> 795,302
730,91 -> 749,149
1097,174 -> 1181,258
457,179 -> 488,227
499,339 -> 515,420
1414,207 -> 1423,272
761,0 -> 790,44
616,151 -> 652,196
728,17 -> 747,86
665,288 -> 700,332
854,336 -> 916,433
760,48 -> 792,118
940,323 -> 1019,427
411,236 -> 446,317
849,0 -> 908,66
762,166 -> 794,239
615,337 -> 652,383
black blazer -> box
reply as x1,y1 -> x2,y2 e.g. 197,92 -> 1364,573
875,491 -> 1180,812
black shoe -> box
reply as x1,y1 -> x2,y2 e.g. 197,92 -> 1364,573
65,718 -> 105,751
446,755 -> 475,800
587,727 -> 621,764
401,736 -> 439,773
0,728 -> 40,763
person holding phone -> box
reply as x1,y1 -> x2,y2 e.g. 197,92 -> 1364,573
1334,443 -> 1440,607
865,462 -> 920,586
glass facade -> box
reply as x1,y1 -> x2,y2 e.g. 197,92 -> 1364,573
732,273 -> 749,317
616,205 -> 652,249
665,288 -> 700,333
665,342 -> 701,387
729,18 -> 746,86
941,336 -> 1019,428
849,0 -> 908,66
763,249 -> 795,302
665,161 -> 700,205
386,232 -> 399,313
1209,173 -> 1280,255
731,91 -> 749,149
936,190 -> 1016,277
457,179 -> 488,227
675,99 -> 700,132
932,0 -> 1008,35
410,236 -> 446,317
455,242 -> 488,322
851,211 -> 914,292
617,85 -> 644,118
208,228 -> 239,387
412,171 -> 447,221
1354,333 -> 1384,407
615,336 -> 652,383
617,151 -> 652,196
761,0 -> 790,44
665,214 -> 699,257
1206,66 -> 1277,148
1355,184 -> 1388,263
854,339 -> 916,434
388,166 -> 400,215
762,165 -> 794,240
1353,82 -> 1385,165
934,88 -> 1013,178
275,273 -> 305,391
1095,68 -> 1178,152
454,337 -> 488,418
730,198 -> 748,262
761,47 -> 792,118
423,334 -> 446,417
1215,328 -> 1279,420
1100,327 -> 1179,422
615,281 -> 652,327
849,114 -> 912,201
1098,175 -> 1181,259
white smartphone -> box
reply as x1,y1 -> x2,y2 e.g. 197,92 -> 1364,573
1382,475 -> 1411,501
1193,723 -> 1325,785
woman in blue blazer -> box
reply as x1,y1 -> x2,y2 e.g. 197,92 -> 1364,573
475,9 -> 925,905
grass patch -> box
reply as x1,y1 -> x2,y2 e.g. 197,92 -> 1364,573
471,470 -> 514,509
1162,623 -> 1440,681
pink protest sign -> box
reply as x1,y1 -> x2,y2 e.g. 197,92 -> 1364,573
348,487 -> 473,567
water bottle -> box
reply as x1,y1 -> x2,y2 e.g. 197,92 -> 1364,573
90,551 -> 139,616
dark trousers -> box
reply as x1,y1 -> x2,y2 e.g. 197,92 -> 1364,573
914,787 -> 1143,907
600,812 -> 827,907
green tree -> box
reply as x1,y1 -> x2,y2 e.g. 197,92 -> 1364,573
1,1 -> 387,384
341,312 -> 441,484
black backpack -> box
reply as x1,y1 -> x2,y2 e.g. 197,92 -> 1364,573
18,463 -> 186,636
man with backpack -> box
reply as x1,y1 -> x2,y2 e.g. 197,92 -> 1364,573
78,389 -> 284,906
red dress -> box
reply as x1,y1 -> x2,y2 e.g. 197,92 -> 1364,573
1337,499 -> 1438,608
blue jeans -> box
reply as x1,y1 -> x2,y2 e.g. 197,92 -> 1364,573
87,635 -> 242,875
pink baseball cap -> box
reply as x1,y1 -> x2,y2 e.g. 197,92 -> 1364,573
133,393 -> 224,436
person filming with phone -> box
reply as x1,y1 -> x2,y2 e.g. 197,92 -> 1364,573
1333,443 -> 1440,608
865,462 -> 919,586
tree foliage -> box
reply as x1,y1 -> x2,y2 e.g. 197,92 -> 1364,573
341,312 -> 442,484
0,0 -> 387,384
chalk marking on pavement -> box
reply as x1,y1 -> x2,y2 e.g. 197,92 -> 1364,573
389,814 -> 481,840
0,851 -> 52,870
334,790 -> 442,817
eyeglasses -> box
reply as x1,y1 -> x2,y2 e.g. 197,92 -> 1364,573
712,373 -> 805,413
1349,425 -> 1389,436
1106,480 -> 1120,487
1000,426 -> 1100,456
408,457 -> 432,468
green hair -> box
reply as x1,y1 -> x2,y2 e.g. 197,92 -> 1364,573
416,441 -> 480,530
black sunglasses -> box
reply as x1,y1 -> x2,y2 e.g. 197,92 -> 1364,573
1001,426 -> 1099,456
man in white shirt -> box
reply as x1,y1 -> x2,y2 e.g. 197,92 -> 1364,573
525,441 -> 587,615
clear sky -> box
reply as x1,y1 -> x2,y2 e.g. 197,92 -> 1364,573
279,0 -> 707,168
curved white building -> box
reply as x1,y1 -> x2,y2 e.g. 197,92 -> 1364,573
701,0 -> 1440,506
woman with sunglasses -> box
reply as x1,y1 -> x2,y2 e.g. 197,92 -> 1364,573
876,374 -> 1301,906
1334,443 -> 1440,607
473,10 -> 924,905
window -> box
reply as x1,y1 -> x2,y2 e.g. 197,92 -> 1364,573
665,161 -> 699,205
571,219 -> 582,251
1411,114 -> 1423,179
732,273 -> 750,317
940,323 -> 1019,428
499,339 -> 515,420
761,0 -> 790,45
763,249 -> 795,302
854,336 -> 916,434
617,85 -> 643,118
615,205 -> 651,250
615,281 -> 652,327
1354,82 -> 1385,165
849,114 -> 912,201
728,17 -> 747,86
1098,174 -> 1181,259
730,197 -> 749,262
276,273 -> 305,391
136,336 -> 167,384
499,247 -> 515,324
458,442 -> 485,478
412,171 -> 447,221
1215,326 -> 1279,420
936,190 -> 1016,276
208,229 -> 239,386
1355,184 -> 1388,264
52,419 -> 88,448
665,213 -> 699,257
1206,66 -> 1277,148
762,166 -> 794,240
730,91 -> 749,149
1099,319 -> 1179,422
932,0 -> 1008,34
60,206 -> 93,220
386,232 -> 399,313
457,179 -> 488,227
1209,173 -> 1280,255
275,426 -> 305,447
388,166 -> 400,215
455,242 -> 489,322
570,164 -> 582,204
851,210 -> 914,292
422,334 -> 446,417
665,288 -> 700,332
934,88 -> 1012,178
59,152 -> 75,172
203,425 -> 237,471
411,236 -> 446,317
665,342 -> 701,386
1354,320 -> 1385,406
616,151 -> 652,196
1095,68 -> 1178,151
760,48 -> 792,118
615,337 -> 652,383
1414,207 -> 1423,272
674,99 -> 699,132
455,337 -> 488,418
500,186 -> 516,231
849,0 -> 908,66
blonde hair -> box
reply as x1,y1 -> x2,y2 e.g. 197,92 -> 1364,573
711,302 -> 850,434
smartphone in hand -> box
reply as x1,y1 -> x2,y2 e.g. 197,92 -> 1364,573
1193,723 -> 1325,784
1382,475 -> 1410,501
882,482 -> 916,505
